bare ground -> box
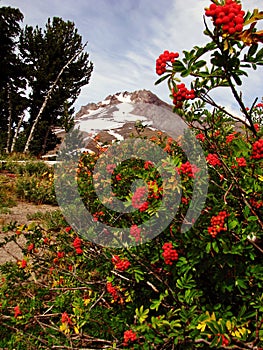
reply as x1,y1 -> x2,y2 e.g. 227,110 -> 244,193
0,201 -> 58,264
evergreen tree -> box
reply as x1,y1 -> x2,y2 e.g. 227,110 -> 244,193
0,6 -> 27,153
19,17 -> 93,155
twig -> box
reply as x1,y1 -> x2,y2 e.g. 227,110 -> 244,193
111,270 -> 130,281
89,291 -> 105,311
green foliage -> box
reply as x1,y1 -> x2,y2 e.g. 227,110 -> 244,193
15,170 -> 56,205
27,209 -> 66,230
0,174 -> 16,213
4,159 -> 51,176
0,156 -> 57,205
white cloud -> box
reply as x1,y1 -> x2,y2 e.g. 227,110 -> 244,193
2,0 -> 263,112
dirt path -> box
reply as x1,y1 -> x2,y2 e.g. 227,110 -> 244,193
0,201 -> 58,264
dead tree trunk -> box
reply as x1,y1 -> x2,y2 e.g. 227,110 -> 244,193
10,112 -> 25,153
6,85 -> 12,153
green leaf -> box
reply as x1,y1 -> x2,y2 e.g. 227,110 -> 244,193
235,278 -> 247,289
172,60 -> 186,72
150,299 -> 161,311
181,69 -> 191,78
228,219 -> 238,230
206,242 -> 211,254
194,60 -> 207,69
232,73 -> 242,86
212,241 -> 219,253
154,73 -> 171,85
248,43 -> 258,57
134,269 -> 144,282
135,306 -> 149,324
256,47 -> 263,60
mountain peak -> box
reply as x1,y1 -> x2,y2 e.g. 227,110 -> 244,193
75,90 -> 170,119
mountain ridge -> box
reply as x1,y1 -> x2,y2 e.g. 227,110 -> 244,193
75,89 -> 172,120
47,89 -> 187,156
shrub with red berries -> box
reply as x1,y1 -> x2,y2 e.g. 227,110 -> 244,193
106,282 -> 119,301
206,153 -> 221,166
14,305 -> 22,318
172,83 -> 195,108
218,334 -> 229,347
123,329 -> 137,346
162,242 -> 179,265
249,197 -> 263,209
72,237 -> 83,255
111,255 -> 131,271
208,211 -> 229,238
177,161 -> 200,178
156,50 -> 179,75
130,224 -> 141,242
1,1 -> 263,349
235,157 -> 247,167
131,186 -> 149,211
205,0 -> 245,35
251,139 -> 263,159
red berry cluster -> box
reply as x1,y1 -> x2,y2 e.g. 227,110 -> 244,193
251,139 -> 263,159
226,132 -> 237,143
256,103 -> 263,108
123,329 -> 137,346
14,305 -> 22,318
18,259 -> 27,269
111,255 -> 131,271
132,186 -> 148,212
162,242 -> 179,265
177,161 -> 200,178
196,133 -> 205,142
106,163 -> 116,174
73,237 -> 83,255
57,251 -> 65,259
235,157 -> 247,167
61,312 -> 73,325
144,160 -> 154,170
249,197 -> 263,209
254,124 -> 260,133
206,153 -> 221,166
130,224 -> 141,242
218,334 -> 229,346
106,282 -> 119,301
208,211 -> 228,238
172,84 -> 195,108
27,243 -> 34,252
147,180 -> 162,199
139,201 -> 148,212
205,0 -> 245,35
156,50 -> 179,75
93,210 -> 104,222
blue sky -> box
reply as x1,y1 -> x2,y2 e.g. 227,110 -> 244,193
1,0 -> 262,114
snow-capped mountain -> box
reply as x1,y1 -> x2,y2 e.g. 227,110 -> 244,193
73,90 -> 187,149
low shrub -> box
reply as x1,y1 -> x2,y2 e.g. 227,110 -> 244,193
15,171 -> 57,205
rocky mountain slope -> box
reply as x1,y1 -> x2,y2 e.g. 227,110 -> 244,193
71,90 -> 187,151
47,90 -> 188,157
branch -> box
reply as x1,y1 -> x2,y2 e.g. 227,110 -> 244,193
199,92 -> 251,127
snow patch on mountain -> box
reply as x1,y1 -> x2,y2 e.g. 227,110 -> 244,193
49,90 -> 188,156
